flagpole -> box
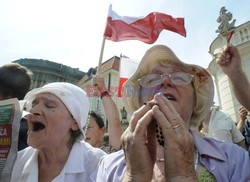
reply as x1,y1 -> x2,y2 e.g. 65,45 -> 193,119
97,36 -> 106,74
94,36 -> 106,117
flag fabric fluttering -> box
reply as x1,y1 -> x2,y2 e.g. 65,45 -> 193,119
118,57 -> 138,97
104,5 -> 186,44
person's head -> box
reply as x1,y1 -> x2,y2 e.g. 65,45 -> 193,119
24,82 -> 89,149
122,45 -> 214,128
0,63 -> 32,100
85,111 -> 105,148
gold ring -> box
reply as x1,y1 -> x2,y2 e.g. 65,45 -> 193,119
172,124 -> 180,129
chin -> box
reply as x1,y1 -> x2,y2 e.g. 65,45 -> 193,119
27,138 -> 43,149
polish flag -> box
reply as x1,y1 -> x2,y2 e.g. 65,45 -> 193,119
118,57 -> 138,97
104,5 -> 186,44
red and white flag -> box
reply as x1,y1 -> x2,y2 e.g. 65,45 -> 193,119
104,5 -> 186,44
118,57 -> 138,97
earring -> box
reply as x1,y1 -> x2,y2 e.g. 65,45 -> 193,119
155,123 -> 164,147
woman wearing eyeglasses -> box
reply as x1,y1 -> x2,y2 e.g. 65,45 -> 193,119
95,45 -> 250,181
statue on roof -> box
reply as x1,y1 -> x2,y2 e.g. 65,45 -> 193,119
216,7 -> 236,34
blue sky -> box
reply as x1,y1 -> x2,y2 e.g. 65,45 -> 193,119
1,0 -> 249,104
0,0 -> 249,105
0,0 -> 249,71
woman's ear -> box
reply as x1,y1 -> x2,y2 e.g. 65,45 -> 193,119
100,127 -> 106,136
71,120 -> 79,131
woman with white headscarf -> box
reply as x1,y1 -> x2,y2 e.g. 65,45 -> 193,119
10,82 -> 106,182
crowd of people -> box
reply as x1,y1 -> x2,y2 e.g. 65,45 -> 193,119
0,43 -> 250,181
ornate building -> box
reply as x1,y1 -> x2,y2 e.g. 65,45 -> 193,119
14,58 -> 85,89
208,8 -> 250,122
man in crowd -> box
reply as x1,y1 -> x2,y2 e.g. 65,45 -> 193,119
0,63 -> 32,150
200,106 -> 246,149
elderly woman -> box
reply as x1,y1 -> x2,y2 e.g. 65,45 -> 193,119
10,82 -> 106,182
95,45 -> 250,181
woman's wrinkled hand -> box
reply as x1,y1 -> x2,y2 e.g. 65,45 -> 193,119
151,94 -> 197,181
121,104 -> 156,182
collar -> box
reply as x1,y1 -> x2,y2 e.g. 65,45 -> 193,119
21,148 -> 39,182
191,131 -> 226,162
21,142 -> 86,181
63,141 -> 86,173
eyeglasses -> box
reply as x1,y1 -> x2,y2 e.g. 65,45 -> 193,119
138,72 -> 193,87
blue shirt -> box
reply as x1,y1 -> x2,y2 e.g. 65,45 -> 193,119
95,133 -> 250,181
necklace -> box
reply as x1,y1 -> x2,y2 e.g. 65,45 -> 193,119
156,151 -> 199,171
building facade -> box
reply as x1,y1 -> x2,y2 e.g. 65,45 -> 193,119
208,21 -> 250,122
14,58 -> 85,89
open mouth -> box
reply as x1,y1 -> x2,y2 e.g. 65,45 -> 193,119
32,122 -> 45,132
164,93 -> 177,101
